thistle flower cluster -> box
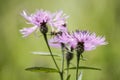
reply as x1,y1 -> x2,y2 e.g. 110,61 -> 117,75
20,9 -> 107,80
20,9 -> 107,51
50,30 -> 107,51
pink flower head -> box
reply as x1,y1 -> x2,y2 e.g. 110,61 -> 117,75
49,31 -> 76,50
20,10 -> 52,37
72,30 -> 108,51
49,32 -> 70,47
50,10 -> 69,33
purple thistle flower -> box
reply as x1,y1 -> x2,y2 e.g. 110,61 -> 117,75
49,32 -> 71,47
49,31 -> 76,49
20,10 -> 52,37
21,10 -> 52,26
72,30 -> 108,51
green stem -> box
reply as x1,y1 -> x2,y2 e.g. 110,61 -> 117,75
66,55 -> 70,78
76,42 -> 84,80
60,72 -> 64,80
60,43 -> 65,80
42,33 -> 60,72
66,62 -> 69,78
76,54 -> 80,80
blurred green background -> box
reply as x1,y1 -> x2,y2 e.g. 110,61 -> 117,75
0,0 -> 120,80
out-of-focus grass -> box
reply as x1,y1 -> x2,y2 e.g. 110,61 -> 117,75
0,0 -> 120,80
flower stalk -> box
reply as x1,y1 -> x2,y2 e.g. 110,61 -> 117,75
76,54 -> 80,80
42,33 -> 60,72
60,43 -> 65,80
66,49 -> 73,78
76,42 -> 84,80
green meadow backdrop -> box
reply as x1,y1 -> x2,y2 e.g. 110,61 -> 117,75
0,0 -> 120,80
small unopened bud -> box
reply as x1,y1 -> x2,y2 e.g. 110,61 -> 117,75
66,52 -> 73,61
66,51 -> 73,67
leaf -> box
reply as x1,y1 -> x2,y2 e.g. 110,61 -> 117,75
25,67 -> 59,73
78,72 -> 83,80
65,66 -> 101,71
32,52 -> 60,57
66,74 -> 71,80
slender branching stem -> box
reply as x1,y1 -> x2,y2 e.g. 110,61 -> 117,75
66,61 -> 69,78
76,54 -> 80,80
60,43 -> 65,80
66,51 -> 73,79
76,42 -> 84,80
60,72 -> 64,80
42,33 -> 60,72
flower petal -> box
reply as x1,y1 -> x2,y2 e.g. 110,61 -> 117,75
20,26 -> 38,37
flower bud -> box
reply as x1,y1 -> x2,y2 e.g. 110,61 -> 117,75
66,51 -> 73,66
40,21 -> 48,34
76,42 -> 84,57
